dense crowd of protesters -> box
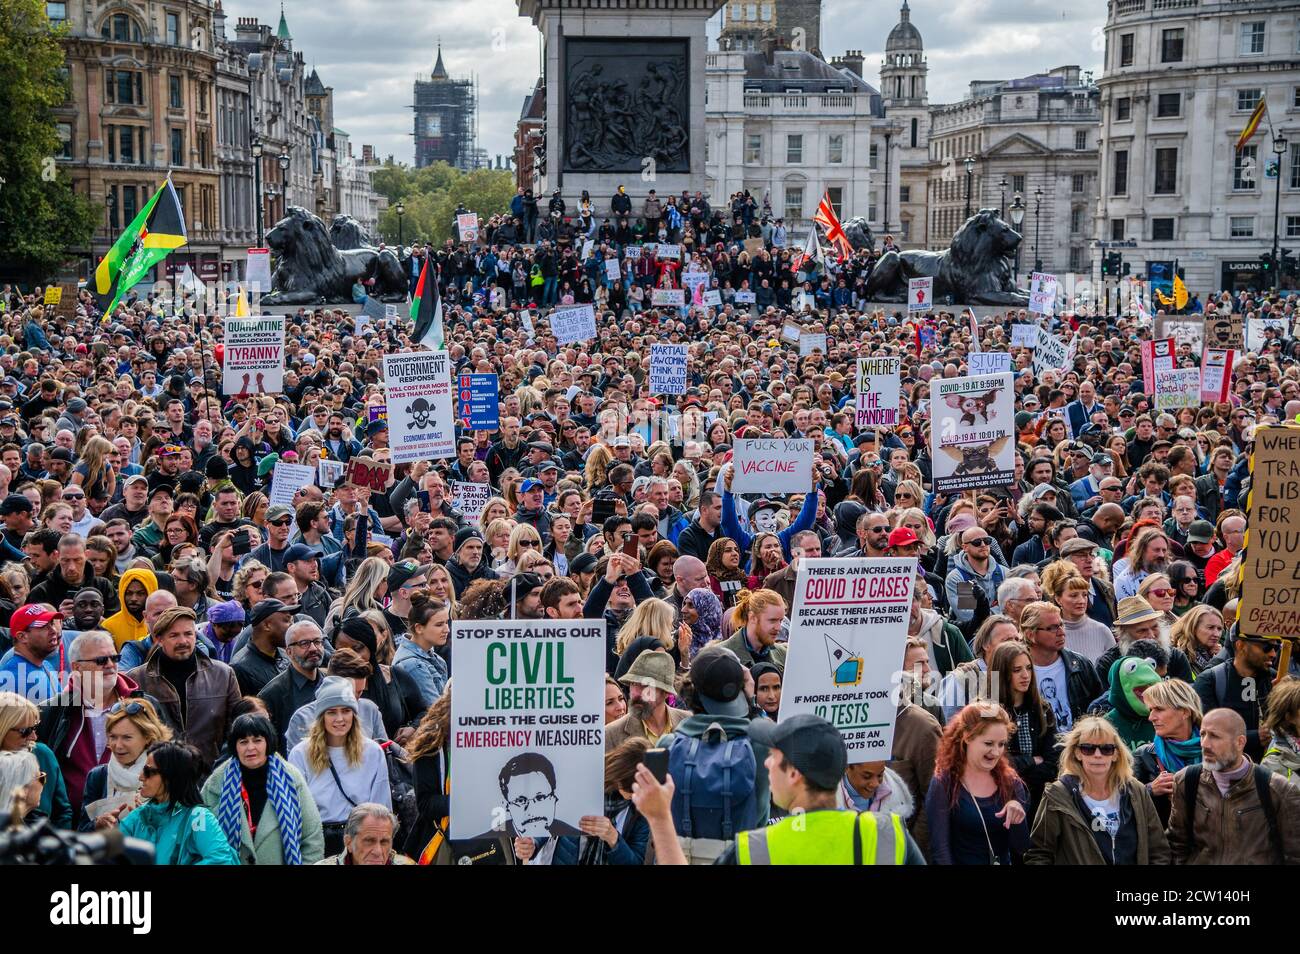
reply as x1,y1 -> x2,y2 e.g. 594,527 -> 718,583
0,184 -> 1298,867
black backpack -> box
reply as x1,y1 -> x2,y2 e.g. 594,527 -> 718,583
1182,763 -> 1281,860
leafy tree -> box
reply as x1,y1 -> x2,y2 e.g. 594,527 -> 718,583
0,0 -> 97,279
372,162 -> 514,246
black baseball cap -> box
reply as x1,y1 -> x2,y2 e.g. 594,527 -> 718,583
747,713 -> 847,789
690,648 -> 749,717
0,493 -> 33,515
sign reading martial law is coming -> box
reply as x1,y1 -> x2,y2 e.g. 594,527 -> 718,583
648,343 -> 689,395
383,351 -> 455,463
449,619 -> 606,840
223,316 -> 285,395
855,357 -> 901,428
932,373 -> 1015,493
778,558 -> 918,762
1239,425 -> 1300,640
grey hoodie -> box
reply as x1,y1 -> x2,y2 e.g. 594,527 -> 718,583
943,550 -> 1006,622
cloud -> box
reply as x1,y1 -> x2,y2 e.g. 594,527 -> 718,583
221,0 -> 1102,169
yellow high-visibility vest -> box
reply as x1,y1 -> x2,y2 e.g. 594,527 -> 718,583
736,810 -> 907,865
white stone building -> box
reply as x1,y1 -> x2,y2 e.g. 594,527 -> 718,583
334,128 -> 381,240
1094,0 -> 1300,293
878,1 -> 930,247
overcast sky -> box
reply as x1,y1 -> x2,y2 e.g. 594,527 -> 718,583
221,0 -> 1104,168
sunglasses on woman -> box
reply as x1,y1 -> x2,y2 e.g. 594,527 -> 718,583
1077,743 -> 1118,756
140,765 -> 160,779
1147,588 -> 1174,598
12,725 -> 38,738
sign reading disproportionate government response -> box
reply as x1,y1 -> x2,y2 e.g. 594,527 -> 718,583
383,350 -> 455,463
1239,425 -> 1300,640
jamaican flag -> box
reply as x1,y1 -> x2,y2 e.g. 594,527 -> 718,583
410,256 -> 444,350
93,179 -> 188,319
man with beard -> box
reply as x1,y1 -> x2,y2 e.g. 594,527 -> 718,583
504,573 -> 544,620
323,411 -> 361,463
447,526 -> 498,598
1195,632 -> 1279,762
1112,526 -> 1171,600
22,528 -> 60,585
62,588 -> 105,640
257,619 -> 327,749
231,597 -> 296,695
604,650 -> 688,749
101,567 -> 158,651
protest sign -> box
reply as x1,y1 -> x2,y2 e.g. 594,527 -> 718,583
907,277 -> 933,313
384,304 -> 398,322
604,258 -> 621,283
549,304 -> 597,345
1141,338 -> 1176,393
1204,312 -> 1243,350
1032,327 -> 1070,377
354,311 -> 372,336
1157,316 -> 1204,355
1154,368 -> 1201,410
743,237 -> 765,256
781,321 -> 802,344
452,482 -> 492,524
383,350 -> 455,463
269,462 -> 315,507
345,456 -> 392,493
457,213 -> 479,243
43,286 -> 61,306
53,283 -> 78,320
932,373 -> 1015,492
223,317 -> 285,395
1246,317 -> 1287,353
1010,324 -> 1037,348
245,248 -> 272,295
625,245 -> 642,260
521,310 -> 536,342
580,239 -> 594,261
1028,272 -> 1058,317
648,343 -> 689,395
317,459 -> 346,489
368,405 -> 388,424
855,357 -> 901,428
457,374 -> 500,430
651,288 -> 686,307
655,243 -> 681,260
799,332 -> 828,356
733,291 -> 756,305
701,289 -> 721,308
1239,425 -> 1300,639
732,438 -> 813,495
969,351 -> 1012,375
449,619 -> 606,839
778,558 -> 918,762
1200,348 -> 1235,403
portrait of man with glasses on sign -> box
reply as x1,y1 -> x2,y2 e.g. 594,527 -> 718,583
478,751 -> 583,841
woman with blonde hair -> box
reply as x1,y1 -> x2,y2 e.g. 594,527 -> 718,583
1169,605 -> 1225,678
484,517 -> 517,568
0,691 -> 72,828
479,497 -> 510,529
1026,717 -> 1169,865
0,749 -> 44,825
70,435 -> 117,507
498,523 -> 544,577
614,597 -> 678,657
0,564 -> 29,606
1137,572 -> 1178,641
287,677 -> 390,857
80,697 -> 173,831
584,444 -> 613,493
1262,677 -> 1300,785
425,563 -> 459,616
1130,678 -> 1202,824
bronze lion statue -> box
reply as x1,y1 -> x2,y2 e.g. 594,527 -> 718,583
864,209 -> 1028,305
329,214 -> 374,250
264,207 -> 407,304
841,216 -> 875,252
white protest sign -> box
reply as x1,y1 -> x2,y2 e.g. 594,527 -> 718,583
604,258 -> 621,283
907,277 -> 933,313
268,462 -> 315,507
681,271 -> 709,307
383,350 -> 455,463
778,558 -> 918,763
1010,324 -> 1037,348
1154,368 -> 1202,411
932,373 -> 1015,492
648,343 -> 689,395
799,332 -> 828,356
625,245 -> 642,260
223,317 -> 285,395
1157,316 -> 1204,356
651,288 -> 686,307
732,438 -> 813,495
701,289 -> 721,307
655,243 -> 681,260
452,481 -> 492,524
781,321 -> 803,344
1032,326 -> 1070,377
855,357 -> 901,428
969,351 -> 1012,375
354,311 -> 372,336
733,291 -> 756,305
317,459 -> 346,488
457,212 -> 479,243
1247,317 -> 1287,352
1200,348 -> 1234,403
521,310 -> 536,343
1028,272 -> 1058,317
549,304 -> 597,345
449,619 -> 606,840
245,248 -> 272,296
385,304 -> 398,322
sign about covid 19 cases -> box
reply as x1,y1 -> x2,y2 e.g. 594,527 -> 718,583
383,351 -> 455,463
778,558 -> 917,763
449,619 -> 606,840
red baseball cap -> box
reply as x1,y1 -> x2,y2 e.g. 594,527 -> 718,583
887,527 -> 920,549
11,603 -> 63,635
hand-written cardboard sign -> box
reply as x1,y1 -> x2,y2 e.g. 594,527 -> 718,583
43,286 -> 62,305
452,481 -> 492,524
1203,313 -> 1243,350
855,357 -> 900,428
1240,425 -> 1300,639
549,304 -> 598,345
799,332 -> 828,356
605,258 -> 621,283
345,456 -> 392,493
651,288 -> 686,307
1157,317 -> 1204,356
648,343 -> 688,395
1153,368 -> 1201,410
1010,324 -> 1037,348
778,558 -> 918,763
732,438 -> 813,495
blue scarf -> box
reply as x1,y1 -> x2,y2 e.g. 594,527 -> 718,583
217,754 -> 304,865
1152,733 -> 1202,773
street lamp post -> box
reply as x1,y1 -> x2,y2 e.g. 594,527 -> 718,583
1272,132 -> 1288,286
964,157 -> 975,220
1033,187 -> 1044,273
396,200 -> 406,246
1009,193 -> 1025,284
998,175 -> 1007,218
251,137 -> 264,246
277,153 -> 290,225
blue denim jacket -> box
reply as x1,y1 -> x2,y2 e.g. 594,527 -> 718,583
392,638 -> 448,709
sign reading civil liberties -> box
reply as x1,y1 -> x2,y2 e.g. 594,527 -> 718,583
731,438 -> 813,495
449,619 -> 606,839
383,351 -> 455,463
778,558 -> 917,762
223,317 -> 285,395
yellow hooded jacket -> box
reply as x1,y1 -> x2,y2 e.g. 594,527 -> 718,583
102,568 -> 159,650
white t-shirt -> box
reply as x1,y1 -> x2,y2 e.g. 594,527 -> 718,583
1034,655 -> 1073,730
1082,791 -> 1120,836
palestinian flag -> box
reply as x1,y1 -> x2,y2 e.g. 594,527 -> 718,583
1235,95 -> 1267,152
95,179 -> 188,319
410,256 -> 444,350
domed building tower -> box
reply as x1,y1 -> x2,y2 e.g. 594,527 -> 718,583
879,0 -> 930,246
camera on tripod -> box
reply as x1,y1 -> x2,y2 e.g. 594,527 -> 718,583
0,814 -> 155,865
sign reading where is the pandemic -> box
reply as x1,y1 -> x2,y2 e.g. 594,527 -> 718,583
732,437 -> 813,495
778,558 -> 918,762
1240,425 -> 1300,640
449,619 -> 606,840
855,356 -> 901,428
383,350 -> 455,463
223,316 -> 285,395
932,373 -> 1015,493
